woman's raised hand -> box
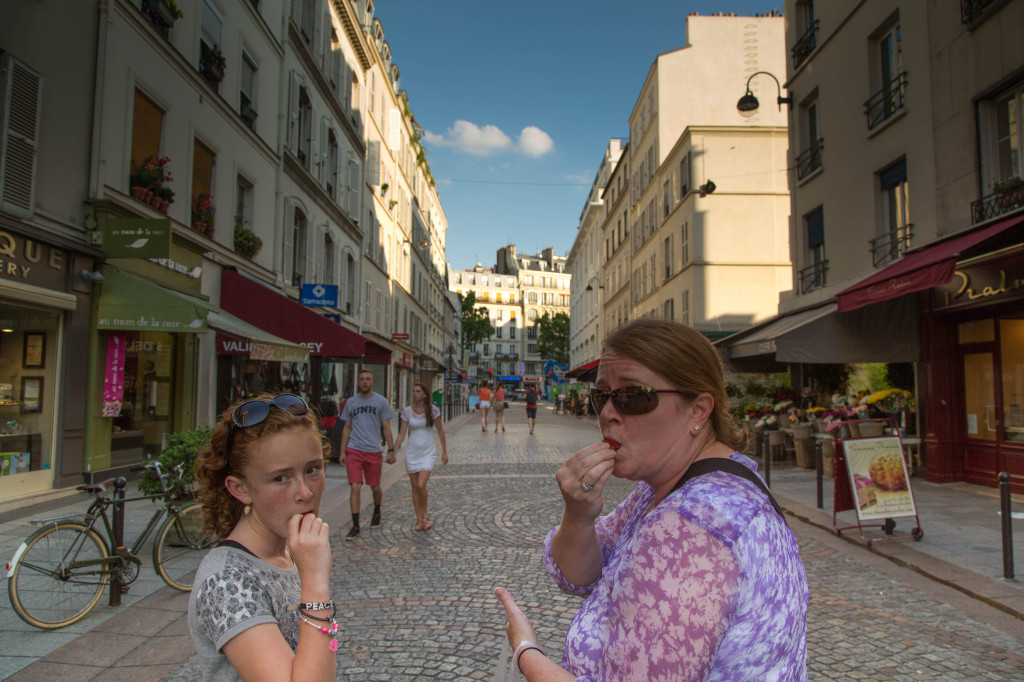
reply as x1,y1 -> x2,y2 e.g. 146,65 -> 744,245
555,441 -> 616,523
288,512 -> 332,589
494,587 -> 537,649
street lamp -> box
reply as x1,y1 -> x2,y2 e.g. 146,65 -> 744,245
736,71 -> 792,113
584,276 -> 603,292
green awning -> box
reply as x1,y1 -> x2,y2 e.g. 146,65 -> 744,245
208,310 -> 310,363
96,267 -> 209,333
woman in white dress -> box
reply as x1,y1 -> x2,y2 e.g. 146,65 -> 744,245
395,383 -> 448,530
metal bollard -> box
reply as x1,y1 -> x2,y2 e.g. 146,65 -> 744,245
762,432 -> 771,487
999,472 -> 1015,580
815,439 -> 824,509
109,476 -> 128,606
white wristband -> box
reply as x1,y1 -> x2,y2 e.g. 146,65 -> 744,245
513,640 -> 544,673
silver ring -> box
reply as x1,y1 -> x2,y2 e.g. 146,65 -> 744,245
579,477 -> 594,492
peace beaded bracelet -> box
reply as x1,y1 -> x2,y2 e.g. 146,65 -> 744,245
287,601 -> 337,621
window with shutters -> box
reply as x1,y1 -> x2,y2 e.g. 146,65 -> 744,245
0,55 -> 42,218
199,0 -> 224,90
130,89 -> 163,179
319,230 -> 336,285
191,138 -> 215,226
300,0 -> 315,45
297,87 -> 312,169
680,290 -> 690,326
680,220 -> 690,266
326,127 -> 339,200
240,51 -> 258,129
364,281 -> 371,324
291,207 -> 307,287
801,208 -> 827,292
345,252 -> 356,314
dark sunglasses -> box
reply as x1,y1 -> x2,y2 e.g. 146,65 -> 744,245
589,386 -> 686,416
227,394 -> 309,450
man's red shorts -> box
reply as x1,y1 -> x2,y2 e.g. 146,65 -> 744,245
344,447 -> 383,486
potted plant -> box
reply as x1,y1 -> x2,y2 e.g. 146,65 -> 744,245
137,425 -> 211,500
994,176 -> 1024,210
193,190 -> 215,236
130,155 -> 170,201
234,217 -> 263,258
379,182 -> 389,196
200,42 -> 226,84
156,185 -> 175,213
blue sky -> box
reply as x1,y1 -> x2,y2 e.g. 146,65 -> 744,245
372,1 -> 784,270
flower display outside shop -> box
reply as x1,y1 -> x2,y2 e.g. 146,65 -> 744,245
863,388 -> 914,417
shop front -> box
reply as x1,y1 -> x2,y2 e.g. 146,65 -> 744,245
219,270 -> 391,416
0,227 -> 90,502
924,244 -> 1024,492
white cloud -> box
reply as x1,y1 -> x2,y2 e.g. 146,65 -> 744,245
517,126 -> 554,157
424,120 -> 554,158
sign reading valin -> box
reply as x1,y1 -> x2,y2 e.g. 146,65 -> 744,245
102,218 -> 172,258
300,283 -> 339,307
842,437 -> 917,521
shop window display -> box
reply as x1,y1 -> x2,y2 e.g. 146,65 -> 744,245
0,304 -> 59,478
112,331 -> 178,461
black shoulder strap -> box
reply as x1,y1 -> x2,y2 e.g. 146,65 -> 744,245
672,458 -> 788,527
217,539 -> 258,557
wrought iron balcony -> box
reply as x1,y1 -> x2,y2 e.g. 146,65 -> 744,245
791,20 -> 818,69
796,139 -> 824,181
871,224 -> 913,267
865,72 -> 908,130
971,184 -> 1024,224
798,261 -> 828,294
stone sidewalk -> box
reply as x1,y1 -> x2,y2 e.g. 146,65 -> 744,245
2,404 -> 1023,680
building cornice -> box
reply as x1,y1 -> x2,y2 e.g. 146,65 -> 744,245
332,0 -> 373,71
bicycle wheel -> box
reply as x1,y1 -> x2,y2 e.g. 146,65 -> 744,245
153,501 -> 216,591
8,522 -> 110,629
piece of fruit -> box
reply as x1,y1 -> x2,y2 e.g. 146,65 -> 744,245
604,438 -> 621,450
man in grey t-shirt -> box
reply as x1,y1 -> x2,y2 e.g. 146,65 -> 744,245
340,369 -> 395,540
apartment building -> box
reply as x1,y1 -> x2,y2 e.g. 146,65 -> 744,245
567,140 -> 623,371
496,245 -> 571,385
0,0 -> 454,501
719,0 -> 1024,491
565,13 -> 790,381
449,266 -> 521,387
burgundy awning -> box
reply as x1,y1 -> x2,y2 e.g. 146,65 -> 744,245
836,216 -> 1024,313
221,269 -> 380,359
565,359 -> 600,379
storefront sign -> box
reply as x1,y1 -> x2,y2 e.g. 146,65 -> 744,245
300,283 -> 338,307
101,218 -> 171,258
102,333 -> 126,417
936,251 -> 1024,310
0,229 -> 66,289
392,333 -> 410,340
842,437 -> 917,521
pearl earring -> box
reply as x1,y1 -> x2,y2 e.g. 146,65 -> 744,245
693,424 -> 700,432
243,504 -> 251,515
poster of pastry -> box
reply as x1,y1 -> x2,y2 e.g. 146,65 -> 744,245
842,436 -> 917,521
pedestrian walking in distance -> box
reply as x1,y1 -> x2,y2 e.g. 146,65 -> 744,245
492,384 -> 507,433
496,318 -> 809,680
525,384 -> 539,435
340,369 -> 396,540
394,383 -> 448,531
478,381 -> 493,432
189,393 -> 337,681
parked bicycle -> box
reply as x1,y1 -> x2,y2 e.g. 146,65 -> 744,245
5,462 -> 216,629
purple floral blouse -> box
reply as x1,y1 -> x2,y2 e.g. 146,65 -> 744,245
544,453 -> 808,681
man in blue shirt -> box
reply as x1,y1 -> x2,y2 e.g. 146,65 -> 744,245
340,369 -> 395,540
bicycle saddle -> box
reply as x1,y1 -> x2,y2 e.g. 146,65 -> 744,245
77,477 -> 118,494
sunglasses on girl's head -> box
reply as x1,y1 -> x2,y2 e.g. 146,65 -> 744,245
231,393 -> 309,428
589,386 -> 686,416
227,394 -> 309,452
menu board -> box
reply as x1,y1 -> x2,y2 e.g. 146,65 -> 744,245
842,436 -> 917,521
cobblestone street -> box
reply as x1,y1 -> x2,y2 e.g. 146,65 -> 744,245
161,406 -> 1024,679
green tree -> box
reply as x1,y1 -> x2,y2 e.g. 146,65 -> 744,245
535,312 -> 570,366
459,291 -> 494,351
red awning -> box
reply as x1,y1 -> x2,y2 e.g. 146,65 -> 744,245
221,269 -> 381,359
565,359 -> 600,378
836,216 -> 1024,313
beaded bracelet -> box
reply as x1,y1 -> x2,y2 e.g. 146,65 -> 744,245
288,600 -> 334,612
297,612 -> 340,652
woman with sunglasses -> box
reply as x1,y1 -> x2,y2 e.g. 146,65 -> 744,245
394,383 -> 448,531
496,318 -> 808,680
189,393 -> 337,681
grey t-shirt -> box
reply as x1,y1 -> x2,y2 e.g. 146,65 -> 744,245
188,545 -> 300,681
340,392 -> 394,452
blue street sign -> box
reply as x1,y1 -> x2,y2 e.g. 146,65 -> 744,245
300,283 -> 339,307
323,313 -> 342,323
